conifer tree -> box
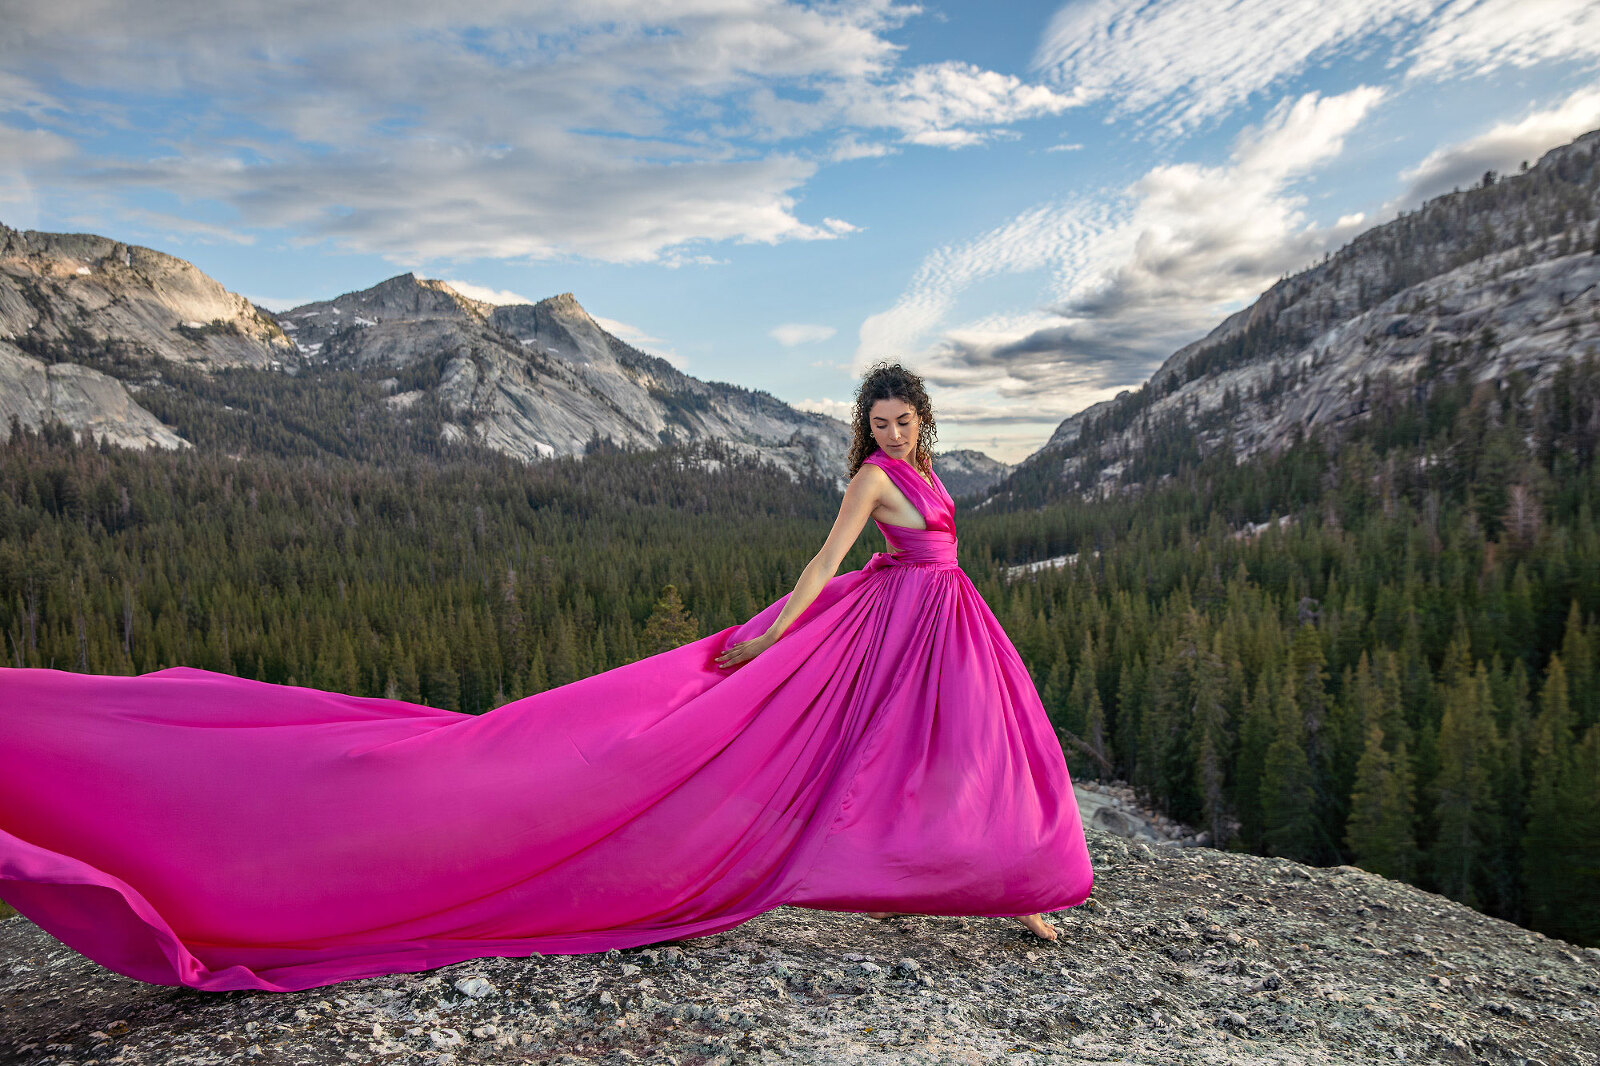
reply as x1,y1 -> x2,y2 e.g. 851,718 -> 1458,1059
425,654 -> 460,712
524,647 -> 548,697
1561,724 -> 1600,945
1085,677 -> 1112,778
639,583 -> 700,658
1040,658 -> 1072,730
1523,656 -> 1578,934
1345,718 -> 1418,881
1193,631 -> 1232,846
1234,672 -> 1276,849
1289,622 -> 1337,858
1559,601 -> 1597,729
1431,661 -> 1501,907
1260,673 -> 1316,861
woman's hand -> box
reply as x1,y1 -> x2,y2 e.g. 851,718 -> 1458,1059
715,632 -> 777,669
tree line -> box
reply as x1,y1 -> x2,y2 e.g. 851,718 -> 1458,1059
3,354 -> 1598,945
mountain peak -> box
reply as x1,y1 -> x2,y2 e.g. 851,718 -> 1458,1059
286,274 -> 494,323
533,291 -> 591,319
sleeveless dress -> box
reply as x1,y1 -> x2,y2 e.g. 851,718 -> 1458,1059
0,448 -> 1094,992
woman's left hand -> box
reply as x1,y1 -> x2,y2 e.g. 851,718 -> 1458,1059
715,632 -> 776,669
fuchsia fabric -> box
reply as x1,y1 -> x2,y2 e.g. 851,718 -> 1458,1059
0,449 -> 1093,991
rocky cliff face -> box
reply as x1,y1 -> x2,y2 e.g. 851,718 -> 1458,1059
0,224 -> 294,370
3,829 -> 1595,1065
275,275 -> 853,483
0,225 -> 863,482
0,341 -> 187,450
1010,128 -> 1600,500
929,448 -> 1013,498
0,223 -> 302,450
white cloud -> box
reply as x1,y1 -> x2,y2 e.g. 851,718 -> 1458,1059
593,314 -> 665,348
840,60 -> 1087,146
0,120 -> 75,228
858,85 -> 1386,437
829,135 -> 896,162
793,397 -> 854,421
439,280 -> 536,306
771,322 -> 838,346
1385,84 -> 1600,211
1045,142 -> 1083,153
3,1 -> 1073,265
592,314 -> 687,369
1406,0 -> 1600,82
1032,0 -> 1600,138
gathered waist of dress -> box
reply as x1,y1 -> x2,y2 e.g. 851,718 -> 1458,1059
864,525 -> 959,571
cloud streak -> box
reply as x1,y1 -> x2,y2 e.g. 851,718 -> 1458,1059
771,323 -> 838,346
1033,0 -> 1600,139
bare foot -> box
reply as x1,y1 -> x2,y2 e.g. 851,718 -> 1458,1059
864,911 -> 900,920
1013,913 -> 1058,941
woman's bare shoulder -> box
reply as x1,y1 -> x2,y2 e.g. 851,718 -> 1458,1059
850,461 -> 893,490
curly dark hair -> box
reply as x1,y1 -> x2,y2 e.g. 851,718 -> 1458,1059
847,361 -> 938,479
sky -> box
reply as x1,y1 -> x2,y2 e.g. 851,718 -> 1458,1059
3,1 -> 1600,463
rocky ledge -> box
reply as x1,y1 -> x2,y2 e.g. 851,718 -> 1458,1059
2,831 -> 1597,1066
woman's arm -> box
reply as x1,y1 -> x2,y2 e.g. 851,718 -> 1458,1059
714,466 -> 887,668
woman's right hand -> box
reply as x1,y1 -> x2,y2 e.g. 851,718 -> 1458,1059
715,632 -> 776,669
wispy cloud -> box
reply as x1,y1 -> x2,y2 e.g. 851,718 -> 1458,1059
0,121 -> 74,228
771,323 -> 838,346
1032,0 -> 1600,139
1406,0 -> 1600,82
859,86 -> 1386,431
2,0 -> 1077,265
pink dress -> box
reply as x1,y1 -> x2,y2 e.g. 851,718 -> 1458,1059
0,448 -> 1094,991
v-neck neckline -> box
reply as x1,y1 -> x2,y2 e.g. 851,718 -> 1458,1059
881,450 -> 935,492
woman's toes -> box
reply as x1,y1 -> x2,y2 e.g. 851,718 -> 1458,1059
1014,914 -> 1059,940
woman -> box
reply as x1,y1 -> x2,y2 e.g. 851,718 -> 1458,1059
0,362 -> 1093,993
713,362 -> 1089,941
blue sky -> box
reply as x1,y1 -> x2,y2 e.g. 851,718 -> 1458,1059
3,1 -> 1600,462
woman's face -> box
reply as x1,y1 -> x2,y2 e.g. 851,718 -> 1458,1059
870,397 -> 920,460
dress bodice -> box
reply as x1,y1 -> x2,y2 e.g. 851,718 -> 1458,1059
861,449 -> 958,570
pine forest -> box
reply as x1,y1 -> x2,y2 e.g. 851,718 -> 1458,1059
3,348 -> 1599,946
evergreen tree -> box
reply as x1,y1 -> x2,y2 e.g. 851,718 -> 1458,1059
1559,601 -> 1597,729
1345,719 -> 1418,881
1260,673 -> 1317,861
1193,632 -> 1233,846
1084,675 -> 1112,778
1523,657 -> 1582,936
638,584 -> 700,658
1234,671 -> 1276,849
1289,622 -> 1337,859
1561,724 -> 1600,945
1431,661 -> 1501,907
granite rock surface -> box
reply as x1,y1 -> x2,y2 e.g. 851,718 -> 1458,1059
3,829 -> 1595,1066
